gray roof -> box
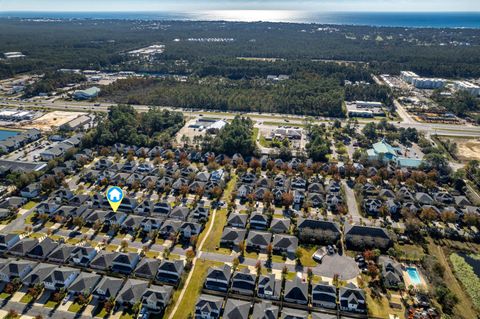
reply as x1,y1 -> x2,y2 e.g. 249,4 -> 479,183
134,258 -> 160,278
22,263 -> 56,286
252,301 -> 279,319
93,276 -> 124,299
68,272 -> 101,294
196,294 -> 223,314
90,251 -> 116,270
223,299 -> 251,319
117,279 -> 149,304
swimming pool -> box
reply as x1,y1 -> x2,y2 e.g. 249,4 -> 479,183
406,267 -> 422,285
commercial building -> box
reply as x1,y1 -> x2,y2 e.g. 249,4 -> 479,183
346,101 -> 385,118
3,52 -> 26,59
367,139 -> 422,168
455,81 -> 480,96
73,87 -> 101,100
400,71 -> 419,84
412,77 -> 446,89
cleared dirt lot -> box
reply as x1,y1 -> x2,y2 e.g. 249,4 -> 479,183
22,111 -> 87,131
451,138 -> 480,162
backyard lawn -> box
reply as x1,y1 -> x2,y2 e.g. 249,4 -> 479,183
365,288 -> 405,319
298,246 -> 318,267
201,209 -> 227,252
22,201 -> 38,210
164,259 -> 223,319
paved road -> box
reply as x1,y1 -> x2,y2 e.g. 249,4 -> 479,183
342,180 -> 361,220
0,297 -> 93,319
2,99 -> 480,137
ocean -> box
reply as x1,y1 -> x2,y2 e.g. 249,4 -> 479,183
0,11 -> 479,29
0,130 -> 19,141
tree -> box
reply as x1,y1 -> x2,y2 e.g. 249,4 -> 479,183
282,192 -> 294,211
295,248 -> 303,264
232,257 -> 240,270
362,122 -> 378,140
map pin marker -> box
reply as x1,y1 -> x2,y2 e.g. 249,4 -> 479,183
106,186 -> 124,212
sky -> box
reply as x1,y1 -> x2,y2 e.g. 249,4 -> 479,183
0,0 -> 479,12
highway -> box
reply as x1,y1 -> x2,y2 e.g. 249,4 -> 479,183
1,98 -> 480,137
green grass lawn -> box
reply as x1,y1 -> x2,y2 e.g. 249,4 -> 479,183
68,302 -> 85,313
19,294 -> 34,304
164,260 -> 223,319
66,238 -> 82,245
201,209 -> 227,252
145,251 -> 160,258
298,246 -> 318,267
95,306 -> 110,318
105,244 -> 118,252
25,213 -> 37,225
394,243 -> 424,262
213,247 -> 232,255
245,251 -> 259,259
45,300 -> 58,308
22,201 -> 38,210
0,292 -> 11,299
271,255 -> 285,263
119,309 -> 135,319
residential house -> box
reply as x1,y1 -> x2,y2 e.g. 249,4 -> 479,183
380,256 -> 404,289
43,267 -> 79,290
0,259 -> 36,282
311,282 -> 337,309
156,259 -> 185,285
269,218 -> 290,234
134,258 -> 160,280
116,279 -> 149,306
92,276 -> 124,300
281,307 -> 309,319
257,274 -> 281,300
195,294 -> 223,319
20,183 -> 41,198
252,301 -> 279,319
89,251 -> 116,271
272,235 -> 298,255
142,285 -> 173,313
70,246 -> 97,267
339,284 -> 366,313
22,263 -> 56,287
0,233 -> 20,252
231,268 -> 257,296
250,212 -> 270,230
223,299 -> 251,319
111,252 -> 140,274
204,265 -> 232,292
246,231 -> 272,252
344,224 -> 392,250
27,238 -> 58,260
9,238 -> 39,256
47,244 -> 76,264
220,227 -> 246,247
68,272 -> 101,295
284,277 -> 308,304
227,213 -> 248,228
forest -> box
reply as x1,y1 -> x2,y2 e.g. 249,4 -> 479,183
23,71 -> 86,97
82,105 -> 184,147
2,19 -> 480,79
99,73 -> 345,117
201,116 -> 257,156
